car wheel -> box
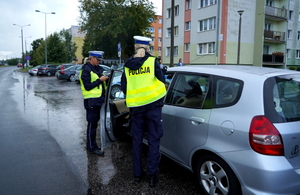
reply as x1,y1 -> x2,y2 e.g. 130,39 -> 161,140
196,154 -> 241,195
46,71 -> 51,76
69,75 -> 76,82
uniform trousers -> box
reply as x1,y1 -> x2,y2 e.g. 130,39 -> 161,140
86,106 -> 101,151
131,106 -> 163,177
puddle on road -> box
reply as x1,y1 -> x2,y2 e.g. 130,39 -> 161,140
10,71 -> 118,189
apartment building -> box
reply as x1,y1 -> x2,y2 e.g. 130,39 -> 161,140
68,25 -> 86,64
162,0 -> 300,68
149,15 -> 163,58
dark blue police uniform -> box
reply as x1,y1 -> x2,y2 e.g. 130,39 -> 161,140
81,61 -> 106,153
121,51 -> 165,186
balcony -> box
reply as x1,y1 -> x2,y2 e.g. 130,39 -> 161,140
263,54 -> 284,64
265,6 -> 287,20
264,30 -> 285,42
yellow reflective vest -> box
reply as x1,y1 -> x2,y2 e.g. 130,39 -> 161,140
79,70 -> 102,99
125,57 -> 166,107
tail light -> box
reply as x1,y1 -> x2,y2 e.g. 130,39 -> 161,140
42,67 -> 47,70
249,116 -> 284,156
60,71 -> 65,74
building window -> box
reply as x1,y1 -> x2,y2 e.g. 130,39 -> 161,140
289,11 -> 294,20
174,26 -> 179,36
158,28 -> 162,33
166,47 -> 178,56
198,42 -> 215,54
147,27 -> 154,33
266,0 -> 274,6
158,47 -> 161,52
296,50 -> 300,59
185,43 -> 190,52
199,17 -> 216,31
175,5 -> 179,16
158,37 -> 162,42
200,0 -> 217,8
186,0 -> 191,10
185,21 -> 191,31
158,18 -> 162,23
298,31 -> 300,40
286,49 -> 290,58
263,45 -> 270,54
174,46 -> 178,56
148,18 -> 154,23
166,47 -> 171,56
149,46 -> 154,52
167,8 -> 171,18
167,28 -> 171,37
288,30 -> 292,39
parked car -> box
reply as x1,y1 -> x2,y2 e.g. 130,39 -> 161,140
28,65 -> 42,76
17,63 -> 22,67
100,65 -> 300,195
57,65 -> 83,82
37,64 -> 58,76
74,64 -> 111,82
55,63 -> 77,78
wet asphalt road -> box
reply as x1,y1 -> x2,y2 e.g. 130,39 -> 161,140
0,66 -> 201,195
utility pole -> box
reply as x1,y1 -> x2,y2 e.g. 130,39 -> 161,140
170,0 -> 175,67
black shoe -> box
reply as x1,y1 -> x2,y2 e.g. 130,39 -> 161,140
134,172 -> 143,182
134,176 -> 142,182
149,175 -> 156,187
88,149 -> 104,156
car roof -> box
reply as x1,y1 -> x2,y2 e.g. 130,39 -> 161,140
167,65 -> 297,78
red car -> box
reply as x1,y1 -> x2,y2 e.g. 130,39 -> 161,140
17,63 -> 22,67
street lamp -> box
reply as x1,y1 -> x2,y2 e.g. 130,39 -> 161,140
13,24 -> 30,68
35,10 -> 55,65
237,10 -> 244,65
23,36 -> 31,53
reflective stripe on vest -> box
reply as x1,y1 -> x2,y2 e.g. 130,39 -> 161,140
125,57 -> 166,107
79,70 -> 102,99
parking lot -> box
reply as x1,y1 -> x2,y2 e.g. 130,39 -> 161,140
0,66 -> 201,194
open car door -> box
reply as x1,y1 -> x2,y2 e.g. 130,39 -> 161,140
100,69 -> 130,149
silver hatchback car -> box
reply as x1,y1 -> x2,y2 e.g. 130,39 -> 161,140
100,65 -> 300,195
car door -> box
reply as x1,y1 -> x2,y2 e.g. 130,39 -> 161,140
161,72 -> 212,165
100,70 -> 129,149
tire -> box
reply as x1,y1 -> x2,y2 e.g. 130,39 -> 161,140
46,71 -> 51,76
196,154 -> 241,195
69,75 -> 76,82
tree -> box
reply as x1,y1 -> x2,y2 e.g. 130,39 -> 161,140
59,29 -> 78,63
7,58 -> 19,65
47,32 -> 67,63
79,0 -> 156,59
31,38 -> 44,65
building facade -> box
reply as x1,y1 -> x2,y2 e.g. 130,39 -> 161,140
149,15 -> 163,58
68,25 -> 86,64
162,0 -> 300,68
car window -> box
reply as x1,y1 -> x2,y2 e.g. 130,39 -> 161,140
215,79 -> 242,106
265,74 -> 300,122
165,73 -> 209,108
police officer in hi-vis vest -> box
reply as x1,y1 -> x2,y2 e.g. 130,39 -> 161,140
121,36 -> 166,187
79,51 -> 109,156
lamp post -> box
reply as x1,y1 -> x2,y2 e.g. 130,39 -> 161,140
35,10 -> 55,65
237,10 -> 244,65
23,36 -> 32,53
13,24 -> 30,68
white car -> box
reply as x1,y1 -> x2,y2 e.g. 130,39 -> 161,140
100,65 -> 300,195
28,65 -> 42,76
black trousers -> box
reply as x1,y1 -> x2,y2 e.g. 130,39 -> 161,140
86,106 -> 101,151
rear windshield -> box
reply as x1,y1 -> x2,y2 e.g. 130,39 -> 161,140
264,74 -> 300,122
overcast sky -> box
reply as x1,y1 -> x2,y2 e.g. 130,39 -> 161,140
0,0 -> 162,61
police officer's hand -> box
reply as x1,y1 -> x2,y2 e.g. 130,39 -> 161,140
99,76 -> 109,82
